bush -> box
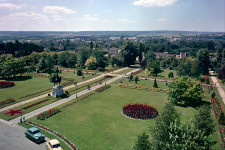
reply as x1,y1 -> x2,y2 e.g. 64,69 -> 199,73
77,69 -> 82,76
168,72 -> 174,78
48,93 -> 51,96
218,112 -> 225,125
153,79 -> 158,88
211,92 -> 216,98
97,67 -> 105,72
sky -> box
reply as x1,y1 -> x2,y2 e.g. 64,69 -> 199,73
0,0 -> 224,32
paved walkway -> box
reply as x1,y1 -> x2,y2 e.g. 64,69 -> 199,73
0,67 -> 127,113
210,71 -> 225,104
9,68 -> 140,124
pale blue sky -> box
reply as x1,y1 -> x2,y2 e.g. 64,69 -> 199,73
0,0 -> 224,32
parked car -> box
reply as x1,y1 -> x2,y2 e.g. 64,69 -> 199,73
25,127 -> 45,143
46,139 -> 63,150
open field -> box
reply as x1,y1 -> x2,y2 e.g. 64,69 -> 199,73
25,82 -> 220,150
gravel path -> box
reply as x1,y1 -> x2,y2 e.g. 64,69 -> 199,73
9,68 -> 140,124
210,71 -> 225,104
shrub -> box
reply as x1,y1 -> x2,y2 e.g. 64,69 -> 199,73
134,76 -> 139,84
97,67 -> 105,72
153,79 -> 158,88
168,72 -> 174,78
0,81 -> 15,89
218,112 -> 225,125
211,92 -> 216,98
77,69 -> 82,76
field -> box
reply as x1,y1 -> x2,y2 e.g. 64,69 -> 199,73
26,80 -> 218,150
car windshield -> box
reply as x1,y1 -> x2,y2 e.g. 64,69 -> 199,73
52,144 -> 60,148
33,130 -> 40,134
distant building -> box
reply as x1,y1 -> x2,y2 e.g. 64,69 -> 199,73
176,52 -> 187,59
108,47 -> 119,56
58,44 -> 64,51
154,52 -> 168,58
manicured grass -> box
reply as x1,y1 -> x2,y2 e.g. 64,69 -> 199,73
137,69 -> 177,79
122,78 -> 169,89
0,76 -> 53,102
0,96 -> 59,120
27,84 -> 200,150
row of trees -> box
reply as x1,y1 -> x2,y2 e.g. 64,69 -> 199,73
0,40 -> 44,57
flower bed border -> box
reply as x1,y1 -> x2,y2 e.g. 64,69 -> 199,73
122,103 -> 158,120
26,121 -> 78,150
0,98 -> 15,106
0,81 -> 15,89
22,99 -> 50,109
36,108 -> 61,120
117,83 -> 167,93
95,85 -> 111,92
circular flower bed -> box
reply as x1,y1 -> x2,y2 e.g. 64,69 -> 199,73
0,81 -> 15,89
122,103 -> 158,120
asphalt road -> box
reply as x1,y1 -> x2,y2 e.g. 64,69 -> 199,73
0,121 -> 46,150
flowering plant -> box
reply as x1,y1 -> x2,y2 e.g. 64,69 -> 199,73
0,98 -> 15,106
22,99 -> 49,109
0,81 -> 15,89
122,103 -> 158,120
36,108 -> 61,120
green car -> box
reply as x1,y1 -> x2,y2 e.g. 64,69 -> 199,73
25,127 -> 45,143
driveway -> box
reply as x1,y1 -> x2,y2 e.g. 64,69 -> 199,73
0,121 -> 46,150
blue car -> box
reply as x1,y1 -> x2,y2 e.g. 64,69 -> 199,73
25,127 -> 45,143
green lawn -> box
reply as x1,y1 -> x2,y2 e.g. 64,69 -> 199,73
137,69 -> 177,79
122,78 -> 169,89
27,84 -> 204,150
0,76 -> 54,102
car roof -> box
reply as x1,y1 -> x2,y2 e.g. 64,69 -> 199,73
49,139 -> 60,145
28,127 -> 39,132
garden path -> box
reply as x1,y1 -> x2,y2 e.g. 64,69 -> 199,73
0,67 -> 127,113
210,71 -> 225,104
9,68 -> 139,124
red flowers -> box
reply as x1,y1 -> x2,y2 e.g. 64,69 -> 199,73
0,81 -> 15,89
122,103 -> 158,120
0,98 -> 15,106
133,69 -> 143,75
210,98 -> 222,119
218,125 -> 225,148
36,108 -> 61,120
27,122 -> 77,150
22,99 -> 50,109
5,109 -> 22,116
95,85 -> 111,92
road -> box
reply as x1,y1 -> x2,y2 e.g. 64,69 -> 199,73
0,121 -> 46,150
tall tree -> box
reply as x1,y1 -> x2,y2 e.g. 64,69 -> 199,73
168,76 -> 203,107
197,49 -> 210,75
133,132 -> 151,150
120,41 -> 138,66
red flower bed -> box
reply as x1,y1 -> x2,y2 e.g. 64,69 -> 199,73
106,67 -> 119,72
95,85 -> 111,92
0,98 -> 15,106
122,103 -> 158,120
22,99 -> 50,109
133,69 -> 143,75
27,121 -> 77,150
210,98 -> 222,118
218,125 -> 225,148
0,81 -> 15,89
5,109 -> 22,116
36,108 -> 61,120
